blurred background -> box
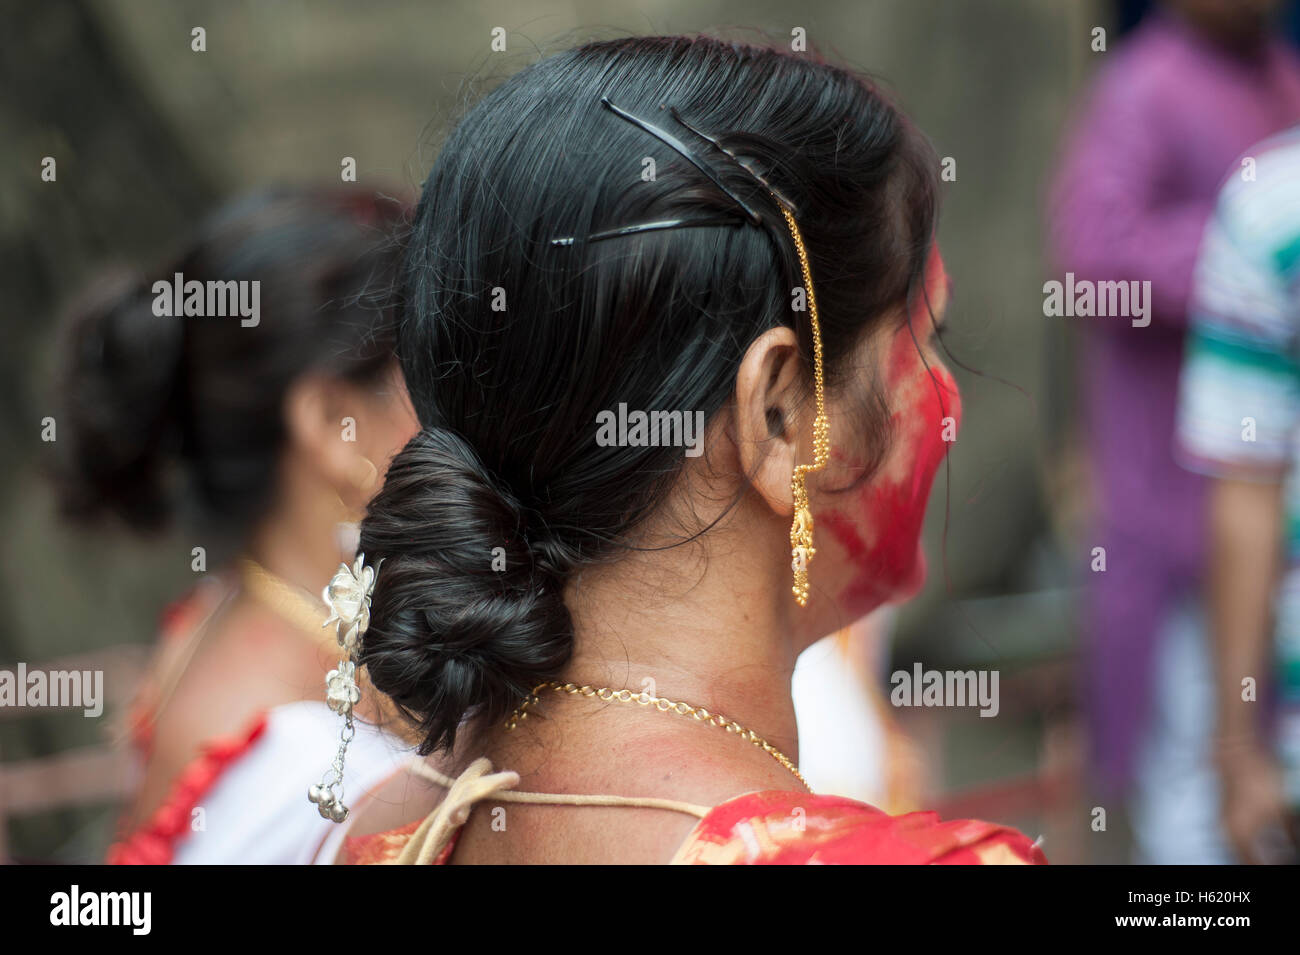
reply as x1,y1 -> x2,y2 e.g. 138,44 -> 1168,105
3,0 -> 1298,864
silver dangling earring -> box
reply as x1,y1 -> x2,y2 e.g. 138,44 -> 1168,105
309,554 -> 381,823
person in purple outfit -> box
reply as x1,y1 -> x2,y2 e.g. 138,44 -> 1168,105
1048,0 -> 1300,862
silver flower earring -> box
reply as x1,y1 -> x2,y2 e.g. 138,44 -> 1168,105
308,554 -> 380,822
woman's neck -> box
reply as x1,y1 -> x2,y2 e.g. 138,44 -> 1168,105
563,552 -> 801,764
245,479 -> 352,597
491,487 -> 809,792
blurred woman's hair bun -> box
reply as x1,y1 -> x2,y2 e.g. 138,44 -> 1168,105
54,186 -> 407,539
357,426 -> 575,754
57,268 -> 187,530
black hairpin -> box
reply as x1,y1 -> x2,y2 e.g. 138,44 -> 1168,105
550,217 -> 742,247
667,106 -> 799,215
550,97 -> 777,247
601,97 -> 763,223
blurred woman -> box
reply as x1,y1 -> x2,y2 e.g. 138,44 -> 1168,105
56,187 -> 419,863
320,37 -> 1046,865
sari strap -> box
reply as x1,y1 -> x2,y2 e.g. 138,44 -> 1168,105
396,757 -> 711,865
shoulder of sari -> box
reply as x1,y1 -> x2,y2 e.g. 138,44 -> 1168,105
107,711 -> 270,865
340,819 -> 436,865
339,787 -> 1047,865
668,790 -> 1048,865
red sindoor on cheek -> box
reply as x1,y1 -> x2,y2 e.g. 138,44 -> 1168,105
822,249 -> 961,612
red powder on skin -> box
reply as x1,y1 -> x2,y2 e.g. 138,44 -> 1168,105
821,248 -> 960,611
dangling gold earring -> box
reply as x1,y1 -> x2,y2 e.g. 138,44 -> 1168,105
348,455 -> 379,496
334,456 -> 378,556
779,204 -> 830,607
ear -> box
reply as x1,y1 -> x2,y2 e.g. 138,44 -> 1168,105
733,325 -> 807,517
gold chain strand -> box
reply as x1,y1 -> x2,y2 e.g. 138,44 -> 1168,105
505,681 -> 812,793
780,206 -> 830,607
238,558 -> 338,649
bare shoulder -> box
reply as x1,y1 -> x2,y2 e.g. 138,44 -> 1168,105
150,601 -> 321,753
342,759 -> 446,840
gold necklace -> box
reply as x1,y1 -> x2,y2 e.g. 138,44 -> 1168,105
505,681 -> 812,793
238,558 -> 336,648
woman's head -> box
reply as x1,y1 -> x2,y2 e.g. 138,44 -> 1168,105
58,186 -> 418,552
360,36 -> 954,753
1163,0 -> 1281,50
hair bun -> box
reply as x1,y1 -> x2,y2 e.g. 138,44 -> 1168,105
357,426 -> 573,753
56,268 -> 186,529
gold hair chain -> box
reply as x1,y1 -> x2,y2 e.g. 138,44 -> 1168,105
780,205 -> 831,607
505,681 -> 812,792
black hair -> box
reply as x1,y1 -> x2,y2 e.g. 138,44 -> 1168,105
359,36 -> 941,754
56,186 -> 408,541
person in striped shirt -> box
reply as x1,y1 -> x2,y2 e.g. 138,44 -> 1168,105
1176,125 -> 1300,863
